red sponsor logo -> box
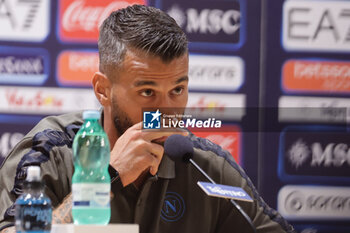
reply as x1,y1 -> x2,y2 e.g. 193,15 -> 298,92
282,60 -> 350,93
188,96 -> 226,109
192,125 -> 241,164
57,51 -> 99,86
6,89 -> 63,108
58,0 -> 146,42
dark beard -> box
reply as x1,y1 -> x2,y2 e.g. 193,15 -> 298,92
112,98 -> 134,137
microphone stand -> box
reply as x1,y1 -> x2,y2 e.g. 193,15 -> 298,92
189,158 -> 257,233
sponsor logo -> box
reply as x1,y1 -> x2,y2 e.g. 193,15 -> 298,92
0,86 -> 100,115
58,0 -> 145,42
187,93 -> 246,120
192,125 -> 241,163
197,181 -> 252,202
158,0 -> 244,50
278,185 -> 350,220
294,225 -> 350,233
282,60 -> 350,93
278,96 -> 350,123
161,192 -> 185,222
189,54 -> 244,91
283,0 -> 350,52
278,127 -> 350,182
56,50 -> 98,86
0,0 -> 50,42
0,132 -> 24,158
0,46 -> 49,85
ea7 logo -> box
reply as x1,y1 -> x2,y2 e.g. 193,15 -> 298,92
0,0 -> 50,42
283,0 -> 350,52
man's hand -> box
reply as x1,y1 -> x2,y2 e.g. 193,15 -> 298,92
110,122 -> 188,186
52,193 -> 73,224
0,227 -> 15,233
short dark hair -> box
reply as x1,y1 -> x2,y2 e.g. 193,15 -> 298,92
98,4 -> 188,78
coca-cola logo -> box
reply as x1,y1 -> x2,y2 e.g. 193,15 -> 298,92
58,0 -> 146,42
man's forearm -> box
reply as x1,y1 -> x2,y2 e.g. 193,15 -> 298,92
52,193 -> 73,224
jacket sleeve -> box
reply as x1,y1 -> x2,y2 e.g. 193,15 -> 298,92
0,128 -> 75,231
216,154 -> 296,233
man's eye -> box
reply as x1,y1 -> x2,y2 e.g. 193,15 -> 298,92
171,86 -> 184,95
140,89 -> 154,97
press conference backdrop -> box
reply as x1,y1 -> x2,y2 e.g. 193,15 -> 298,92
0,0 -> 349,232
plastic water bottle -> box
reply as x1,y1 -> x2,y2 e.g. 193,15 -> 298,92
15,166 -> 52,233
72,110 -> 111,225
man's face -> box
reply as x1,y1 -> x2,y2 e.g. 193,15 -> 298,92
109,49 -> 189,136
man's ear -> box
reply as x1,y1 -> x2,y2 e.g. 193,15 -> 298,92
92,72 -> 111,107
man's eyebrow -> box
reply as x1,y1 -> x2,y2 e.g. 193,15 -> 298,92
175,76 -> 189,84
133,80 -> 157,87
133,76 -> 188,87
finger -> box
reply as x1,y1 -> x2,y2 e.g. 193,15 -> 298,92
129,121 -> 143,131
142,129 -> 189,142
146,142 -> 164,159
149,157 -> 161,175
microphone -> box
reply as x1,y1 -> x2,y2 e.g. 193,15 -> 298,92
164,134 -> 257,233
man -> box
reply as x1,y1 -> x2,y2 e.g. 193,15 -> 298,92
0,4 -> 295,233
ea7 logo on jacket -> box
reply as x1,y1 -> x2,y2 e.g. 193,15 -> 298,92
161,192 -> 185,222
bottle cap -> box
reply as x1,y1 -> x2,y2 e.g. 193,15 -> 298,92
26,166 -> 41,181
83,110 -> 100,120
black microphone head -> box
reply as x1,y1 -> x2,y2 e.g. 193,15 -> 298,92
164,134 -> 194,163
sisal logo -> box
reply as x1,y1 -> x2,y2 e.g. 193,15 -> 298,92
278,127 -> 350,182
0,86 -> 100,115
0,132 -> 24,159
0,47 -> 49,85
278,185 -> 350,220
159,0 -> 244,50
282,59 -> 350,93
58,0 -> 145,42
278,96 -> 350,124
193,125 -> 241,164
189,55 -> 244,92
0,0 -> 50,42
283,0 -> 350,52
56,50 -> 99,86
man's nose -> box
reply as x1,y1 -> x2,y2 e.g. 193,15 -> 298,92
159,96 -> 172,108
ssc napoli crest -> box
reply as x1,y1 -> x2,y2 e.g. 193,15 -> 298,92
161,192 -> 185,222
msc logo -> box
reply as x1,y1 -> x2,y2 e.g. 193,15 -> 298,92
161,192 -> 185,222
143,110 -> 161,129
159,0 -> 244,50
278,128 -> 350,182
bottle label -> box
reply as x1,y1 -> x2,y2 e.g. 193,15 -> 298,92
72,183 -> 110,209
15,204 -> 52,232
